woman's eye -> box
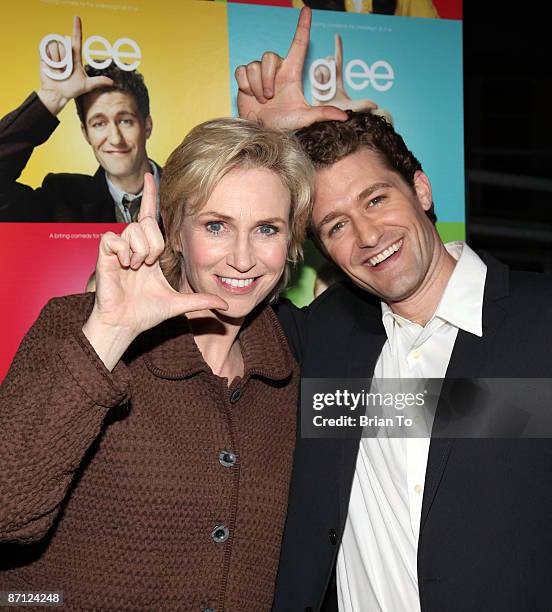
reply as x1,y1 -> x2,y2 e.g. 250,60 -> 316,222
329,221 -> 346,236
259,224 -> 278,236
206,221 -> 224,234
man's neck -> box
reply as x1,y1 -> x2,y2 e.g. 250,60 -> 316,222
107,159 -> 151,195
388,243 -> 457,327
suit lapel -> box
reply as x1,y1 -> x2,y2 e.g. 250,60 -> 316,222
339,310 -> 387,519
420,254 -> 510,535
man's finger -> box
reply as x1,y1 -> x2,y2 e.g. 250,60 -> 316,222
287,7 -> 312,71
72,16 -> 82,66
302,105 -> 349,127
261,52 -> 282,98
245,61 -> 267,103
138,173 -> 158,223
335,34 -> 344,85
235,65 -> 254,96
83,76 -> 114,93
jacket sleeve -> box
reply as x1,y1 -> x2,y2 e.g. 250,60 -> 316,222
0,92 -> 60,221
0,295 -> 131,543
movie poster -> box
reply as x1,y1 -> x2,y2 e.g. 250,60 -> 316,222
0,0 -> 463,380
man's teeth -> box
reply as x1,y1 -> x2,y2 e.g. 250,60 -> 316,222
220,277 -> 255,288
369,240 -> 403,267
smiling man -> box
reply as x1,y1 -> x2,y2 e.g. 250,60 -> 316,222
0,17 -> 158,222
237,8 -> 552,612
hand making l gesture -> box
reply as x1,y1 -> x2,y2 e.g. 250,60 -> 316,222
37,16 -> 113,116
236,7 -> 348,131
82,174 -> 228,370
312,33 -> 379,113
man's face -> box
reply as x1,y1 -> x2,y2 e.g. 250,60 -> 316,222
81,90 -> 152,181
312,148 -> 439,304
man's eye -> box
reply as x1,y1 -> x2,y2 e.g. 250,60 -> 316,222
120,119 -> 133,126
259,224 -> 278,236
368,195 -> 385,207
91,122 -> 105,129
206,221 -> 224,235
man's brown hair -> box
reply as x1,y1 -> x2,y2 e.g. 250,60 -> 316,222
295,111 -> 437,226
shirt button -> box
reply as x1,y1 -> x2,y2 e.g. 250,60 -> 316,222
218,449 -> 236,468
414,484 -> 423,494
212,525 -> 230,543
230,388 -> 243,403
329,528 -> 338,545
411,350 -> 421,360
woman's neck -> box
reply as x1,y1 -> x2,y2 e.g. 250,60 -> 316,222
186,311 -> 245,384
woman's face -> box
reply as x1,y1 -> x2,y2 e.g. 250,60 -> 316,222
179,166 -> 291,321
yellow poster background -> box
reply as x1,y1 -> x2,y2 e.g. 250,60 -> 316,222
1,0 -> 231,186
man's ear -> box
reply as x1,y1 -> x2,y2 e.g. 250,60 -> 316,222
413,170 -> 433,211
81,123 -> 91,145
145,115 -> 153,139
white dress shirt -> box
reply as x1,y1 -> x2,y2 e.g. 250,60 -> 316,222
336,242 -> 487,612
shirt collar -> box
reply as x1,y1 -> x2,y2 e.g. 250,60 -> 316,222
105,160 -> 160,206
381,241 -> 487,338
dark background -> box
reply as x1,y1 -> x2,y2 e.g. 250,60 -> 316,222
463,5 -> 552,272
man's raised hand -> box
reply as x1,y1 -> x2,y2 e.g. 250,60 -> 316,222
82,174 -> 228,371
37,16 -> 113,116
235,7 -> 347,131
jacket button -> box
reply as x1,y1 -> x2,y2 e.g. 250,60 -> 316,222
211,525 -> 230,543
329,528 -> 338,545
230,388 -> 243,403
305,608 -> 314,612
218,449 -> 236,467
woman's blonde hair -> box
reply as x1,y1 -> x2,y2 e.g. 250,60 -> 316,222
159,117 -> 314,300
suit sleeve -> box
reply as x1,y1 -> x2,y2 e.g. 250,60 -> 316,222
273,298 -> 309,363
0,93 -> 60,221
0,296 -> 131,543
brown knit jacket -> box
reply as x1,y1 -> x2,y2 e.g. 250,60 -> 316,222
0,293 -> 298,611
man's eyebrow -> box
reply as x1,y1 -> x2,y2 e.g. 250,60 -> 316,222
316,182 -> 393,233
356,182 -> 393,202
87,110 -> 138,123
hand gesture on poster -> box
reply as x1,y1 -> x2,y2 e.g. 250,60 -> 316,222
82,174 -> 228,370
312,34 -> 379,113
37,16 -> 113,116
236,7 -> 348,130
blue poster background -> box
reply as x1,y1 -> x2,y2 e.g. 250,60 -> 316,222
227,4 -> 464,225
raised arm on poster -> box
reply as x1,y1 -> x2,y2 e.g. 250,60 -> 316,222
235,7 -> 348,130
37,16 -> 113,116
82,173 -> 228,371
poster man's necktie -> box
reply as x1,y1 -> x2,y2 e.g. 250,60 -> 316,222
121,194 -> 142,222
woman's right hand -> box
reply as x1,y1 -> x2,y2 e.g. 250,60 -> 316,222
82,173 -> 228,371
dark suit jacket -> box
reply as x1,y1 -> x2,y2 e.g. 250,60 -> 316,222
0,93 -> 160,222
274,253 -> 552,612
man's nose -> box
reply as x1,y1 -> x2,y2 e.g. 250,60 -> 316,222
227,233 -> 256,273
107,122 -> 124,146
354,215 -> 383,249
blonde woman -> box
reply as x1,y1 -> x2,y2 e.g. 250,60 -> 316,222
0,118 -> 313,612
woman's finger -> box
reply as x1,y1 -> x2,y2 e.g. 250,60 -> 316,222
99,232 -> 131,268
